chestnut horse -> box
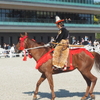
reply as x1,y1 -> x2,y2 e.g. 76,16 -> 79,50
15,33 -> 100,100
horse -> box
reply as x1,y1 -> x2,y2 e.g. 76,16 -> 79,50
15,32 -> 100,100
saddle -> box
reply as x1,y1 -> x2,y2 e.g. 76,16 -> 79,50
52,47 -> 94,71
35,48 -> 94,71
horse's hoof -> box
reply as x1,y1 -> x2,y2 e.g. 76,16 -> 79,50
90,94 -> 95,100
91,97 -> 95,100
81,97 -> 87,100
81,99 -> 87,100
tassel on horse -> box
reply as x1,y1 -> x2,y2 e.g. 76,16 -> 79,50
23,50 -> 27,61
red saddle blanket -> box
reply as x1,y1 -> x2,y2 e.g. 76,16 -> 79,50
35,49 -> 54,69
68,48 -> 94,70
35,48 -> 94,70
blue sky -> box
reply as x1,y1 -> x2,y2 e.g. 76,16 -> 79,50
94,0 -> 100,2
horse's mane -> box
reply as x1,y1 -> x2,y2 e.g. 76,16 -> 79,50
36,41 -> 51,52
37,42 -> 45,45
30,38 -> 45,45
28,38 -> 51,52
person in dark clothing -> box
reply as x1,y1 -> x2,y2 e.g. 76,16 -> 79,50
55,21 -> 69,42
52,16 -> 69,70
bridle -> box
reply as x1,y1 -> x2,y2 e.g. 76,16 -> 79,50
18,36 -> 50,51
19,36 -> 28,50
18,36 -> 51,61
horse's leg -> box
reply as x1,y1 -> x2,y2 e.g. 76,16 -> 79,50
45,72 -> 56,100
88,73 -> 97,100
33,74 -> 46,100
81,74 -> 91,100
80,72 -> 97,100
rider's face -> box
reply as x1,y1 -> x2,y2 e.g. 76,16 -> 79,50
56,24 -> 60,29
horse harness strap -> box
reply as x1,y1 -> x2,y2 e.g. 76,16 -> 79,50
22,44 -> 51,61
25,44 -> 50,51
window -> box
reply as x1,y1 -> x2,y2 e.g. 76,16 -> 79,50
33,36 -> 36,40
2,9 -> 5,13
48,36 -> 51,42
18,36 -> 20,42
9,36 -> 12,46
0,9 -> 2,13
41,36 -> 43,42
0,36 -> 4,48
0,8 -> 93,24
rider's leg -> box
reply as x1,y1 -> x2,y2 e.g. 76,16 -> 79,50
52,45 -> 62,68
58,48 -> 69,68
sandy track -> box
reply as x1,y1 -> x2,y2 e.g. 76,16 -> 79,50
0,57 -> 100,100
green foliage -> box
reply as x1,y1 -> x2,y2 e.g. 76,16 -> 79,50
94,15 -> 100,24
96,33 -> 100,40
95,15 -> 100,19
94,2 -> 100,24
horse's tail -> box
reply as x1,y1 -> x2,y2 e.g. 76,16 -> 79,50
92,52 -> 100,72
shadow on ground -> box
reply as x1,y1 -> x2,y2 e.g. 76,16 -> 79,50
23,89 -> 100,99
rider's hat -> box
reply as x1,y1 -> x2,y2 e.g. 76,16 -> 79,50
55,16 -> 64,24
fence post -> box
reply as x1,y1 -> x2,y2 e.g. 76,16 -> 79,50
9,50 -> 12,58
20,52 -> 23,57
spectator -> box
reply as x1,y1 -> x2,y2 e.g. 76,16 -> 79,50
7,44 -> 11,50
66,18 -> 71,23
84,36 -> 89,45
81,38 -> 84,45
10,45 -> 15,54
3,43 -> 8,50
72,37 -> 76,44
12,43 -> 15,48
76,41 -> 81,45
88,40 -> 92,46
93,40 -> 99,47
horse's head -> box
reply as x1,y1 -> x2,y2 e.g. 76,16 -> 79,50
15,32 -> 28,53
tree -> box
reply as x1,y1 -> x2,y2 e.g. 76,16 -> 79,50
95,33 -> 100,41
94,16 -> 99,24
94,2 -> 100,24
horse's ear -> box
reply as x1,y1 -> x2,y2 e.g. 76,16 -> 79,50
20,32 -> 27,37
20,33 -> 24,37
25,32 -> 27,36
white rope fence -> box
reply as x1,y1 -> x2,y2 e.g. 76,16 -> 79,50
0,45 -> 100,58
0,48 -> 24,58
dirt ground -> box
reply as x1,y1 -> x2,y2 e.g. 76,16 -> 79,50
0,57 -> 100,100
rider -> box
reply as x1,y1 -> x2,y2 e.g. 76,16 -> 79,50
52,16 -> 69,70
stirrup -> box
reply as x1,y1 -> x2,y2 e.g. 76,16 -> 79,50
54,65 -> 63,68
62,66 -> 67,71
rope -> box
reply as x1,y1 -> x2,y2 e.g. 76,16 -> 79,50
24,42 -> 84,51
51,42 -> 84,47
24,44 -> 50,51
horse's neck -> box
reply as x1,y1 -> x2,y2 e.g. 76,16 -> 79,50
27,40 -> 49,61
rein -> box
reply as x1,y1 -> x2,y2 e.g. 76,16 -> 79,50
19,36 -> 84,51
24,45 -> 49,51
19,36 -> 50,61
19,36 -> 50,51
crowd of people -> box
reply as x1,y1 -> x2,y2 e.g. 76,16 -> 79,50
0,37 -> 100,56
72,36 -> 100,47
3,43 -> 15,52
0,43 -> 15,58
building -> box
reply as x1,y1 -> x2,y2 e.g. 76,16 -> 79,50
0,0 -> 100,47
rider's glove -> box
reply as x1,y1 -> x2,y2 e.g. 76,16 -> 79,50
44,43 -> 51,47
